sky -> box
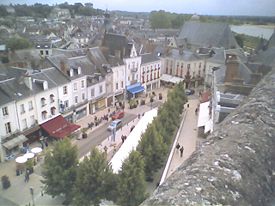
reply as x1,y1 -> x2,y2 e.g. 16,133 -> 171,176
1,0 -> 275,16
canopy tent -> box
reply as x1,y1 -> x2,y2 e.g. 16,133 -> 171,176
2,135 -> 28,150
31,147 -> 42,154
15,156 -> 27,164
127,82 -> 145,95
110,108 -> 158,173
23,152 -> 35,159
41,115 -> 80,139
160,74 -> 184,84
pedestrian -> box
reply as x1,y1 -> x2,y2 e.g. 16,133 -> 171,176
180,146 -> 184,157
176,143 -> 180,150
121,135 -> 125,143
45,141 -> 48,147
187,103 -> 189,108
195,108 -> 198,115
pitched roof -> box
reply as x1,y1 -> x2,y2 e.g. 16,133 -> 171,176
102,33 -> 132,58
252,47 -> 275,67
167,49 -> 201,61
178,21 -> 239,49
141,53 -> 160,64
267,29 -> 275,48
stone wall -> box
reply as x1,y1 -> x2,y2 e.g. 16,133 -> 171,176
142,68 -> 275,206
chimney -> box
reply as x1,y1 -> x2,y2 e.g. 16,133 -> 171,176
224,54 -> 240,83
60,60 -> 67,75
24,75 -> 33,90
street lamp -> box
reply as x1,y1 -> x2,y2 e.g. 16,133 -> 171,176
30,187 -> 35,206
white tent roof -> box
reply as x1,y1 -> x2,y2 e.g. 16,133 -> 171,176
197,101 -> 211,128
160,74 -> 184,84
110,108 -> 158,173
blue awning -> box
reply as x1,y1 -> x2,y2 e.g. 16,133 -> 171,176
127,83 -> 145,95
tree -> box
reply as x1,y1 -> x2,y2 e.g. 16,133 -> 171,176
73,147 -> 115,206
137,123 -> 165,180
42,139 -> 78,204
117,151 -> 147,206
6,37 -> 31,51
235,34 -> 244,48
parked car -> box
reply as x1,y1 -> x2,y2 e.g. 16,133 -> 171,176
111,111 -> 124,120
185,89 -> 195,95
107,119 -> 122,131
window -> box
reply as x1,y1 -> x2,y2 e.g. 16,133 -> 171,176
63,86 -> 68,95
199,62 -> 202,68
46,50 -> 49,55
51,107 -> 56,115
42,111 -> 47,120
81,80 -> 85,88
91,89 -> 95,97
99,85 -> 103,93
74,82 -> 77,91
2,107 -> 8,116
40,50 -> 43,55
28,101 -> 33,111
142,76 -> 144,83
64,100 -> 69,108
75,96 -> 78,104
41,98 -> 46,107
82,93 -> 85,100
22,119 -> 27,129
5,122 -> 11,134
50,94 -> 55,103
121,81 -> 124,89
20,104 -> 25,114
116,83 -> 118,90
30,115 -> 35,125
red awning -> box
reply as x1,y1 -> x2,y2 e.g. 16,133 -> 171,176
41,115 -> 80,139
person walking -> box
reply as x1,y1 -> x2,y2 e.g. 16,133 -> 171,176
180,146 -> 184,157
176,143 -> 180,150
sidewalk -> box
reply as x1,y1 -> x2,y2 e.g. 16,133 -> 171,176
166,98 -> 199,178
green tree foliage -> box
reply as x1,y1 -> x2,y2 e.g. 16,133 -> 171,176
0,6 -> 8,17
137,123 -> 165,180
137,82 -> 187,179
73,147 -> 115,206
42,139 -> 78,204
235,34 -> 244,48
6,37 -> 31,51
117,151 -> 147,206
149,10 -> 191,29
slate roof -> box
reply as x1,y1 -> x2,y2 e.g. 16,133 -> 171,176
102,33 -> 132,58
178,21 -> 239,49
68,56 -> 97,77
167,49 -> 201,61
252,47 -> 275,67
0,67 -> 69,106
267,29 -> 275,48
141,53 -> 160,64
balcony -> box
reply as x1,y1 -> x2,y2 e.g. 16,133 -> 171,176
130,80 -> 137,85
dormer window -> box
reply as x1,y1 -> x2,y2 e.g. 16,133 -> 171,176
41,97 -> 46,107
77,66 -> 81,75
50,94 -> 55,103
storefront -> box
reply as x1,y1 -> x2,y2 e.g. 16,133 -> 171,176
40,115 -> 80,139
127,82 -> 145,99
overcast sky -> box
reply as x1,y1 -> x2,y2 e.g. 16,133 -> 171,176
2,0 -> 275,16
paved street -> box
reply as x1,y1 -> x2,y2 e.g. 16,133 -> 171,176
0,87 -> 168,206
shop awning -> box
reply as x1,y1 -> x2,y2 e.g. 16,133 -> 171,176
41,115 -> 80,139
127,83 -> 144,95
160,74 -> 184,84
2,135 -> 28,150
